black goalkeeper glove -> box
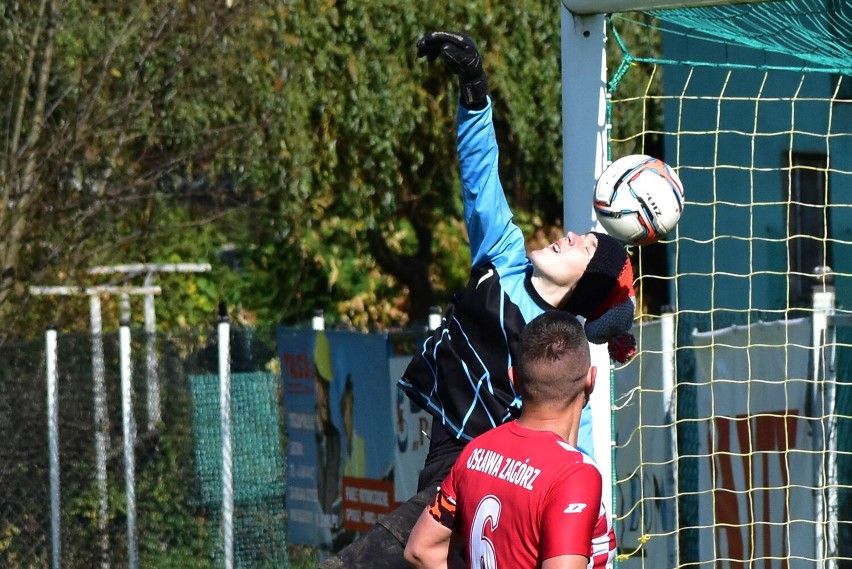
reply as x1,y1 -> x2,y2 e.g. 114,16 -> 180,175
416,31 -> 489,110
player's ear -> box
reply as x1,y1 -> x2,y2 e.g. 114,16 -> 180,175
586,366 -> 597,397
508,366 -> 516,391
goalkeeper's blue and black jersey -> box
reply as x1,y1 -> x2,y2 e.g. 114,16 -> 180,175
398,98 -> 595,456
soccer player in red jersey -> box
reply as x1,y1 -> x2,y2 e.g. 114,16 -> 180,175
405,311 -> 616,569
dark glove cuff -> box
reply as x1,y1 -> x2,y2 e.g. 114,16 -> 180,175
459,74 -> 489,110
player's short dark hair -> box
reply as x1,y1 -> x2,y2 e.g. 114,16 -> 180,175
517,311 -> 590,405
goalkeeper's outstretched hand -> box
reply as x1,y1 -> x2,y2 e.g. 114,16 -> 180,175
416,31 -> 489,109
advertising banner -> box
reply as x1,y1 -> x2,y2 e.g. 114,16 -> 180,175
341,476 -> 397,532
692,318 -> 816,567
277,328 -> 330,546
390,355 -> 432,501
278,327 -> 396,545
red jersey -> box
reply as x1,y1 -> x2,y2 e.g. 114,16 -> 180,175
429,421 -> 616,568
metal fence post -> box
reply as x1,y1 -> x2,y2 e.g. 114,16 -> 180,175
812,266 -> 837,568
46,328 -> 61,569
119,320 -> 139,569
219,312 -> 234,569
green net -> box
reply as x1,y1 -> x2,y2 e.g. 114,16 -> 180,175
191,372 -> 285,504
190,372 -> 287,567
601,1 -> 852,566
612,0 -> 852,75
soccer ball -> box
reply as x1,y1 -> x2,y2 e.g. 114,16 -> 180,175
593,154 -> 685,245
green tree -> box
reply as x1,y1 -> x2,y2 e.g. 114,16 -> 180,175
0,1 -> 297,337
241,1 -> 569,330
2,1 -> 661,339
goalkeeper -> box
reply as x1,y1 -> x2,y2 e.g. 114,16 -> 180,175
320,31 -> 635,569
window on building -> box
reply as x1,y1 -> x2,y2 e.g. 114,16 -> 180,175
785,152 -> 831,308
835,73 -> 852,101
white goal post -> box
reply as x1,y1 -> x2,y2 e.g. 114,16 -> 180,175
559,6 -> 613,512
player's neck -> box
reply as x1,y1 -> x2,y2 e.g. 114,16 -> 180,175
516,408 -> 580,447
529,273 -> 573,309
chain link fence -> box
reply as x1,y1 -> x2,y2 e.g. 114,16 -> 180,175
0,324 -> 297,569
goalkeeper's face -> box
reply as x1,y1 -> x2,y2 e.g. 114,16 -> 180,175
529,231 -> 598,291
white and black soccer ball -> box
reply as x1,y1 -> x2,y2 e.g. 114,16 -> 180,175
593,154 -> 685,245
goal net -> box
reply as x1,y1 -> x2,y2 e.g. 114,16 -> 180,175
596,1 -> 852,567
